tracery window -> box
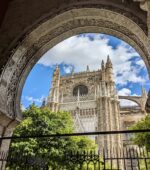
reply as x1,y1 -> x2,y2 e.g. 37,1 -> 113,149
73,85 -> 88,96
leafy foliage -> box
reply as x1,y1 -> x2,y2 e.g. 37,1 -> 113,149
130,116 -> 150,150
8,104 -> 97,169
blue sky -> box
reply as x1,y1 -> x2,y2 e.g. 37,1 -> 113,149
21,33 -> 150,109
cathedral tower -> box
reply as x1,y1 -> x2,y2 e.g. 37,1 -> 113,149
106,55 -> 113,81
96,57 -> 121,150
47,65 -> 60,112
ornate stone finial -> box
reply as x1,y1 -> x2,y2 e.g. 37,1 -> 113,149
141,86 -> 147,97
106,55 -> 112,68
86,65 -> 90,72
54,64 -> 60,75
107,55 -> 110,60
133,0 -> 149,11
55,63 -> 59,70
133,0 -> 150,39
101,60 -> 105,70
140,86 -> 148,112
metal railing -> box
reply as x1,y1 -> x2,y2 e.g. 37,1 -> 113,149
0,129 -> 149,170
64,147 -> 150,170
0,146 -> 150,170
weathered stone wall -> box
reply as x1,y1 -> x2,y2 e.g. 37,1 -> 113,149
60,100 -> 96,111
59,70 -> 102,101
0,6 -> 149,122
0,0 -> 147,73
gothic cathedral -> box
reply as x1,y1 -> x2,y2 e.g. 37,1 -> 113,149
46,56 -> 147,149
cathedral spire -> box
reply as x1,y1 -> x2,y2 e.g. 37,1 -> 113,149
141,86 -> 147,97
47,64 -> 60,112
54,64 -> 60,74
105,55 -> 114,82
53,64 -> 60,80
86,65 -> 90,72
106,55 -> 112,68
101,60 -> 105,70
101,60 -> 105,81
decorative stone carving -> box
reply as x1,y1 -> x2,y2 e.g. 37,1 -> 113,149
46,58 -> 147,150
0,8 -> 149,121
145,90 -> 150,113
133,0 -> 149,11
133,0 -> 150,39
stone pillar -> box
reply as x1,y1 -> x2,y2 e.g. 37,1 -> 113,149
97,97 -> 104,149
101,82 -> 106,96
97,96 -> 111,151
0,112 -> 19,170
99,83 -> 102,96
110,100 -> 120,147
114,100 -> 122,148
107,98 -> 112,151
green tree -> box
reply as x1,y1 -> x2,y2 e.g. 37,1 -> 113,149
130,116 -> 150,150
129,116 -> 150,170
7,104 -> 97,169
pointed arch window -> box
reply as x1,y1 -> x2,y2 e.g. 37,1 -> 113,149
73,85 -> 88,96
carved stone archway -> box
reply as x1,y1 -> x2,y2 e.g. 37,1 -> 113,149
0,8 -> 149,122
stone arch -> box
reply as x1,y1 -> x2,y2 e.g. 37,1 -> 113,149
72,82 -> 89,96
0,8 -> 150,121
73,84 -> 88,96
119,96 -> 142,107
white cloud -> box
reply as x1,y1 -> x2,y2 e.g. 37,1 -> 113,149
25,96 -> 45,104
38,34 -> 148,86
118,88 -> 131,96
136,59 -> 145,68
63,65 -> 73,74
118,88 -> 140,96
115,66 -> 146,85
118,88 -> 139,106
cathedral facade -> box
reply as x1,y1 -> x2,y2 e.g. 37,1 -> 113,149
46,56 -> 147,148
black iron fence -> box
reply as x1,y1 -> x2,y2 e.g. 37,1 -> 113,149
4,151 -> 48,170
0,130 -> 149,170
1,147 -> 150,170
64,148 -> 150,170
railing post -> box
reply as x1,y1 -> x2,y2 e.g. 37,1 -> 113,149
103,148 -> 106,170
